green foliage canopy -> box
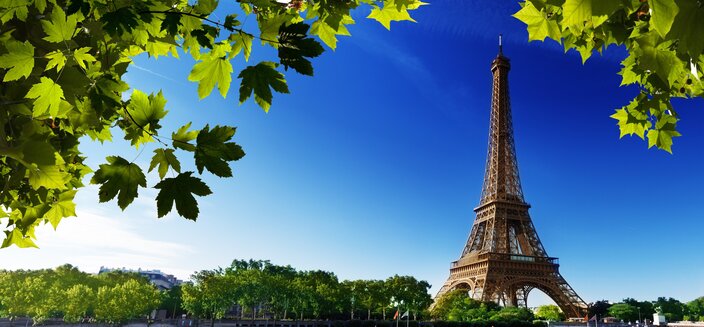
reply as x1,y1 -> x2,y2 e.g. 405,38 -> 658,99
514,0 -> 704,153
0,264 -> 161,324
654,297 -> 687,322
430,289 -> 505,322
686,297 -> 704,321
534,305 -> 565,322
608,303 -> 640,322
589,300 -> 612,318
0,0 -> 424,248
181,259 -> 433,321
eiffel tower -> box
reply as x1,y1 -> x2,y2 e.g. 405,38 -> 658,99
435,37 -> 588,318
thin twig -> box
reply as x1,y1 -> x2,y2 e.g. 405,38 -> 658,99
139,10 -> 281,44
121,106 -> 195,147
121,106 -> 169,147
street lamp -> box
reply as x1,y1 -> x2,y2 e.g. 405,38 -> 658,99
638,307 -> 642,327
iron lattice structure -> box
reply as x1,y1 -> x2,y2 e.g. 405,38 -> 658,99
435,45 -> 588,318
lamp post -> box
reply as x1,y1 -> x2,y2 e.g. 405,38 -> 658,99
638,307 -> 642,327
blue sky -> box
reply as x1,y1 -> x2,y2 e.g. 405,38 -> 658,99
2,1 -> 704,307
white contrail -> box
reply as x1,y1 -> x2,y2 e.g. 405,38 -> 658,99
130,63 -> 186,85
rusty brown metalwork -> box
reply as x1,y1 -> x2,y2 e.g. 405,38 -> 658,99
435,44 -> 588,318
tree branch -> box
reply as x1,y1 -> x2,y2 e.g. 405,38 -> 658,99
138,10 -> 281,45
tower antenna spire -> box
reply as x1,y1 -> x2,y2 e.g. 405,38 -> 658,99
498,34 -> 503,55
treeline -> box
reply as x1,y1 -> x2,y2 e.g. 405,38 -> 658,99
182,259 -> 433,322
5,261 -> 703,326
0,264 -> 167,324
589,297 -> 704,323
430,290 -> 704,324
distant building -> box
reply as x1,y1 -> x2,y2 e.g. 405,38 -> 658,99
98,266 -> 183,290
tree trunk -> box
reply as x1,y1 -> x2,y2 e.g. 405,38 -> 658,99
252,306 -> 256,320
383,308 -> 386,320
368,308 -> 371,320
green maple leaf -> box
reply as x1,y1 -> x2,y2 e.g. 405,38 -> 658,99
89,74 -> 129,109
513,2 -> 561,41
0,0 -> 29,24
591,1 -> 621,23
25,77 -> 66,117
238,61 -> 289,112
561,0 -> 590,28
667,0 -> 704,58
229,32 -> 253,61
67,98 -> 100,132
72,47 -> 96,70
154,172 -> 212,220
21,204 -> 50,230
66,0 -> 90,16
90,156 -> 147,210
160,12 -> 182,35
45,50 -> 66,72
610,100 -> 650,139
124,90 -> 168,147
28,164 -> 70,190
86,127 -> 113,143
149,148 -> 181,179
224,14 -> 239,31
41,6 -> 78,43
0,40 -> 34,81
44,190 -> 77,230
100,7 -> 139,36
310,19 -> 350,50
190,26 -> 218,49
1,229 -> 38,249
194,125 -> 245,177
258,12 -> 291,46
650,0 -> 678,37
188,43 -> 233,99
194,0 -> 218,15
34,0 -> 47,13
172,122 -> 199,152
647,118 -> 681,153
367,1 -> 415,30
636,35 -> 682,87
126,89 -> 168,128
21,140 -> 58,166
278,23 -> 324,76
561,0 -> 619,30
618,54 -> 644,86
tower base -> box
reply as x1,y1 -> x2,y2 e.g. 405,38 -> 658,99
435,252 -> 587,318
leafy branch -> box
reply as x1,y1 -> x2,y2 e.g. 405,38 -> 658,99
0,0 -> 424,248
514,0 -> 701,153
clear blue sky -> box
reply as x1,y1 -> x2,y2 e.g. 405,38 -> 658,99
2,1 -> 704,307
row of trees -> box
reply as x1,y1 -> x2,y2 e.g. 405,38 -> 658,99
589,297 -> 704,323
0,264 -> 163,324
431,290 -> 704,324
182,260 -> 433,322
5,263 -> 704,325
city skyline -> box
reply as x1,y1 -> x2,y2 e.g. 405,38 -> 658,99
1,1 -> 704,308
